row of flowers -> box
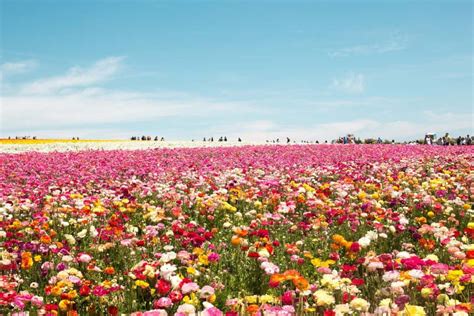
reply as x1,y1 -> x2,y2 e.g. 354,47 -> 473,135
0,145 -> 473,315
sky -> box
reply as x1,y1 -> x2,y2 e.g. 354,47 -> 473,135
0,0 -> 472,141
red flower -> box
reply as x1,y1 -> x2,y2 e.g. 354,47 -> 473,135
45,304 -> 59,311
248,252 -> 259,258
169,290 -> 183,303
349,242 -> 361,252
156,279 -> 171,295
108,306 -> 119,316
79,285 -> 91,296
351,278 -> 365,286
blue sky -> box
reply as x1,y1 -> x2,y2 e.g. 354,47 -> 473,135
1,0 -> 472,141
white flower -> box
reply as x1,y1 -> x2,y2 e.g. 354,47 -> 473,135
358,237 -> 371,248
366,230 -> 378,241
89,226 -> 98,238
367,261 -> 384,271
396,251 -> 411,259
382,271 -> 400,282
314,289 -> 335,306
334,303 -> 351,314
64,234 -> 76,245
77,229 -> 87,239
170,275 -> 183,289
160,251 -> 176,263
408,269 -> 424,279
350,298 -> 370,312
160,264 -> 177,280
260,261 -> 280,275
176,303 -> 196,315
390,281 -> 406,289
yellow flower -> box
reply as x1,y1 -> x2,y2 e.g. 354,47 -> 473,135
208,294 -> 216,303
259,294 -> 276,304
135,280 -> 149,289
303,183 -> 315,192
183,293 -> 199,306
220,202 -> 237,212
421,287 -> 432,298
67,290 -> 78,299
198,254 -> 209,265
193,247 -> 204,255
58,299 -> 71,311
245,295 -> 258,304
404,304 -> 426,316
314,290 -> 335,306
350,298 -> 370,312
311,258 -> 335,268
51,286 -> 62,296
455,284 -> 465,294
447,270 -> 464,283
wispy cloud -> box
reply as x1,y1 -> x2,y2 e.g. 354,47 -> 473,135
1,56 -> 256,136
21,56 -> 125,94
332,73 -> 365,94
213,112 -> 473,142
0,60 -> 37,82
328,35 -> 407,57
1,89 -> 255,133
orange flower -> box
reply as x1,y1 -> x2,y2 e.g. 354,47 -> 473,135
231,236 -> 242,246
330,243 -> 341,251
40,235 -> 52,244
21,252 -> 33,270
234,228 -> 248,237
419,238 -> 436,251
247,304 -> 259,314
104,266 -> 115,275
293,276 -> 309,290
269,273 -> 286,285
283,269 -> 301,281
342,241 -> 352,249
332,234 -> 345,245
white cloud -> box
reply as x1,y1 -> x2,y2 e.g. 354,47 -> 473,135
213,112 -> 472,142
1,60 -> 37,75
332,73 -> 365,94
329,36 -> 407,57
21,56 -> 124,94
1,56 -> 260,138
0,88 -> 256,134
0,60 -> 37,84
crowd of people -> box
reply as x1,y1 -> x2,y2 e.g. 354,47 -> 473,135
130,136 -> 165,141
6,136 -> 38,140
5,133 -> 473,145
424,133 -> 472,146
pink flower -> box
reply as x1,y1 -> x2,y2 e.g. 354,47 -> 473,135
154,297 -> 173,309
202,307 -> 223,316
181,282 -> 199,294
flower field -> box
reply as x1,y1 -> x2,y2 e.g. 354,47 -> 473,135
0,145 -> 473,315
0,140 -> 247,154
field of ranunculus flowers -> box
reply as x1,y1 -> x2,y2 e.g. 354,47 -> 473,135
0,144 -> 473,316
